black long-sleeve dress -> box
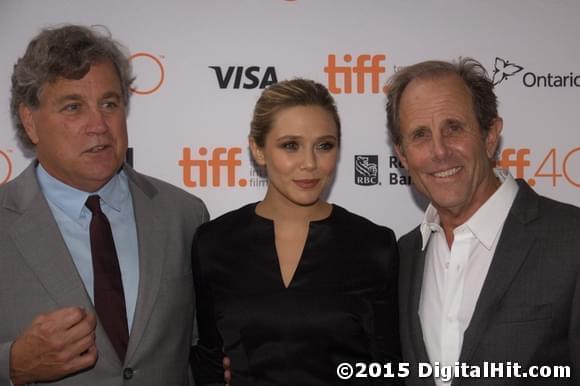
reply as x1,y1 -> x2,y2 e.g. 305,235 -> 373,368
191,203 -> 401,385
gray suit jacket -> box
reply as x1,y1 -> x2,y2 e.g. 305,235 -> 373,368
0,162 -> 209,385
399,180 -> 580,385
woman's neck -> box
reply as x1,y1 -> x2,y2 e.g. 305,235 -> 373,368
256,191 -> 331,223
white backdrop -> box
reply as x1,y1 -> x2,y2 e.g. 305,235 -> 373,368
1,0 -> 579,238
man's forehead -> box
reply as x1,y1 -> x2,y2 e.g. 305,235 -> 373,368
405,73 -> 469,96
400,75 -> 473,117
40,64 -> 122,101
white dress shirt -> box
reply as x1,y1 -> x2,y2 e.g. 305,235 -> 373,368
418,169 -> 519,385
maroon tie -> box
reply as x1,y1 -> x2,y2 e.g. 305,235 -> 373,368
86,195 -> 129,361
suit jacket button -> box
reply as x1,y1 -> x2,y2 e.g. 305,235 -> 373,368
123,367 -> 134,380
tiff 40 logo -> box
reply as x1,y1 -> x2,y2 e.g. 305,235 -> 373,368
0,148 -> 14,186
497,147 -> 580,188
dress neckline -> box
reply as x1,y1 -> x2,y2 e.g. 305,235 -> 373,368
246,202 -> 338,289
250,202 -> 337,225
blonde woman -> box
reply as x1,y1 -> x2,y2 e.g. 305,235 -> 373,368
191,79 -> 401,385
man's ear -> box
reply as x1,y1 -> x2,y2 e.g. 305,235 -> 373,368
394,144 -> 408,169
249,137 -> 266,166
19,104 -> 39,144
485,117 -> 503,159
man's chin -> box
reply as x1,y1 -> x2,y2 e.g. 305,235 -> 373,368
430,194 -> 466,212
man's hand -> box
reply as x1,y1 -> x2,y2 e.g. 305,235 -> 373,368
9,307 -> 98,384
223,356 -> 231,386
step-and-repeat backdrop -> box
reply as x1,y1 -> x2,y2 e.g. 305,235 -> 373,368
1,0 -> 579,237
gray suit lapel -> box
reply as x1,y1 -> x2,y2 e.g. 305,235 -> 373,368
9,191 -> 93,310
458,180 -> 539,366
123,166 -> 166,363
408,232 -> 437,386
5,163 -> 121,368
409,233 -> 432,366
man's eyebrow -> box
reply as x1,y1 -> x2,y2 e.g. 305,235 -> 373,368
102,91 -> 122,100
409,125 -> 429,133
54,94 -> 84,104
442,118 -> 463,125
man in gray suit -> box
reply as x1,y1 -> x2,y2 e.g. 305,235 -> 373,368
387,58 -> 580,385
0,25 -> 208,385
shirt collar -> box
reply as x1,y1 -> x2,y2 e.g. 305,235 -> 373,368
420,169 -> 519,250
36,163 -> 127,222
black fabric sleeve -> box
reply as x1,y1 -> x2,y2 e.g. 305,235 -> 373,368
190,228 -> 226,385
372,228 -> 404,385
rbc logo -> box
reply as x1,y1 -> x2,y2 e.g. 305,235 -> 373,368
209,66 -> 278,89
354,155 -> 379,186
324,54 -> 386,94
179,147 -> 247,188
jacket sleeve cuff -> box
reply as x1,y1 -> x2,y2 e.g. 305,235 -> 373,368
0,341 -> 15,385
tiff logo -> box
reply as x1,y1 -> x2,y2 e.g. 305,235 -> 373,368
497,148 -> 530,179
354,155 -> 379,186
179,147 -> 247,187
0,148 -> 13,185
209,66 -> 278,89
324,54 -> 386,94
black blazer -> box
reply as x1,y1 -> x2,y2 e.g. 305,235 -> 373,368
398,180 -> 580,385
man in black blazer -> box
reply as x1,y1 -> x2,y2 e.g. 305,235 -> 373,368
386,58 -> 580,385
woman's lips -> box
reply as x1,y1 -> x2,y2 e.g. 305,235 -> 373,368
293,179 -> 320,189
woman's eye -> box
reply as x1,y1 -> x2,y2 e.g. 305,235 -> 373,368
317,142 -> 335,151
281,142 -> 299,151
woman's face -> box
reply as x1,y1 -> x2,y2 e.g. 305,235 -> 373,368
251,105 -> 339,208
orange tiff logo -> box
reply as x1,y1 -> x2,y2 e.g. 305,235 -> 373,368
497,147 -> 579,188
324,54 -> 386,94
497,148 -> 530,180
0,149 -> 13,185
179,147 -> 247,188
129,52 -> 165,95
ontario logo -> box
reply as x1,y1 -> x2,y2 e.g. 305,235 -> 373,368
492,57 -> 524,85
354,155 -> 379,186
492,57 -> 580,88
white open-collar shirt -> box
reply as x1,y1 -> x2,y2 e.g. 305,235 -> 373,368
418,169 -> 519,385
